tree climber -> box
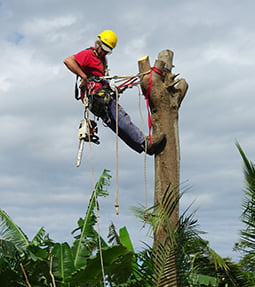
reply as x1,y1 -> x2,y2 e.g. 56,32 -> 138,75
64,30 -> 165,155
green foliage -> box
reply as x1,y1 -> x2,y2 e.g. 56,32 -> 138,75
0,209 -> 29,252
190,273 -> 218,286
235,142 -> 255,286
0,169 -> 140,287
0,169 -> 114,286
236,142 -> 255,253
2,158 -> 255,287
52,242 -> 75,283
132,184 -> 249,287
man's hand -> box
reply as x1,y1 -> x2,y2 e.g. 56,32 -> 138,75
64,55 -> 88,90
79,76 -> 88,90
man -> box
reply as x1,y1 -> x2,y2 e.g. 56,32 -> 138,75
64,30 -> 165,155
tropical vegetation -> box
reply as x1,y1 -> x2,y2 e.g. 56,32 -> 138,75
1,143 -> 255,286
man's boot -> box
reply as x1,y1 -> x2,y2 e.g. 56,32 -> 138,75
144,134 -> 166,155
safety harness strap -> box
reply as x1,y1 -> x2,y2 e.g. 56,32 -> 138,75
75,75 -> 81,100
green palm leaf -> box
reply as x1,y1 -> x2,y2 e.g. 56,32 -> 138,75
236,142 -> 255,252
0,209 -> 29,252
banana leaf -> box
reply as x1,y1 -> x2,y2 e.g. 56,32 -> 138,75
52,242 -> 75,284
0,209 -> 29,252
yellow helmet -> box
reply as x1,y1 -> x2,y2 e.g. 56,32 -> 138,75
97,30 -> 118,52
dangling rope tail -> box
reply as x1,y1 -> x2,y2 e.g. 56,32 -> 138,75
99,67 -> 163,214
114,87 -> 119,215
104,72 -> 147,215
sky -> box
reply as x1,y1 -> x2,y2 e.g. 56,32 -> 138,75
1,0 -> 255,262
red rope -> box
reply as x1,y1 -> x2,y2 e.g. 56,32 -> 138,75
143,67 -> 163,144
117,76 -> 137,89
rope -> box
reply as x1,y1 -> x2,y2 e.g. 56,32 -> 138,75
142,67 -> 164,144
108,68 -> 163,146
73,68 -> 156,284
137,85 -> 149,209
116,76 -> 139,90
111,72 -> 150,215
80,96 -> 107,286
88,135 -> 107,287
109,67 -> 163,213
75,68 -> 163,281
114,88 -> 120,215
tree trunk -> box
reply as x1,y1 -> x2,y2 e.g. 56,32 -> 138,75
138,50 -> 188,287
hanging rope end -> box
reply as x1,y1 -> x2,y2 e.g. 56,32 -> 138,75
114,203 -> 119,215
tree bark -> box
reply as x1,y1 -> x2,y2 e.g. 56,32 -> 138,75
138,49 -> 188,287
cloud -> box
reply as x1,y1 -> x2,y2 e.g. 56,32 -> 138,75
1,0 -> 255,262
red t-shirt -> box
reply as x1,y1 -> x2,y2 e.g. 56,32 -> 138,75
74,47 -> 106,98
74,47 -> 106,77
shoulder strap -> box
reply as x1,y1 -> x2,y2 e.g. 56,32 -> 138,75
75,75 -> 80,100
89,47 -> 108,75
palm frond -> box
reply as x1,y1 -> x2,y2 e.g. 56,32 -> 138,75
236,142 -> 255,253
132,184 -> 233,287
236,142 -> 255,184
207,246 -> 229,271
152,240 -> 177,287
161,183 -> 181,219
130,204 -> 155,239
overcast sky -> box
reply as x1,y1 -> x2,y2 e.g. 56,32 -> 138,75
1,0 -> 255,261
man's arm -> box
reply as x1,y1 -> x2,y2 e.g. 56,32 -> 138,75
63,55 -> 87,89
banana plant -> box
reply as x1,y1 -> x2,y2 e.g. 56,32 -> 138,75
51,169 -> 135,286
0,209 -> 29,253
0,212 -> 54,286
1,165 -> 252,286
0,169 -> 137,286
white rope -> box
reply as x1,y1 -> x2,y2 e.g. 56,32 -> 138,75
102,70 -> 150,81
76,71 -> 151,284
81,102 -> 106,287
137,85 -> 149,209
114,88 -> 120,215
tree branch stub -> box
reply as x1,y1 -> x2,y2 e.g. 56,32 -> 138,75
158,49 -> 174,71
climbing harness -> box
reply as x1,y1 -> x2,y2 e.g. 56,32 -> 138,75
89,87 -> 112,119
74,67 -> 163,214
75,73 -> 141,167
74,67 -> 163,167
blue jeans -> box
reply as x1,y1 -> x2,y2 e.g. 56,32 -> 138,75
104,99 -> 145,153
